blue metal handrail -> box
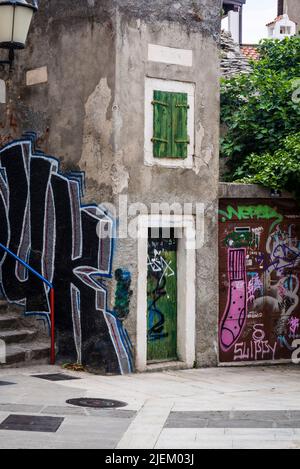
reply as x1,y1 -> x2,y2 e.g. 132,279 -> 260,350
0,242 -> 55,364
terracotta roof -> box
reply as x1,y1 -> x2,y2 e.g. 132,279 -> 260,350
266,15 -> 283,27
240,45 -> 260,61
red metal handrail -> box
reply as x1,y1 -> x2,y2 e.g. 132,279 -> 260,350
50,288 -> 55,365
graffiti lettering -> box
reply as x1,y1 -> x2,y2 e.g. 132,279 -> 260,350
289,316 -> 300,337
292,339 -> 300,364
220,205 -> 283,230
234,324 -> 277,361
147,249 -> 175,284
0,136 -> 133,374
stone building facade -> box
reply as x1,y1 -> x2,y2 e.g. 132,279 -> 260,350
0,0 -> 221,373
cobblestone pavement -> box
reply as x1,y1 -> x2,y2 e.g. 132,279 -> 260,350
0,364 -> 299,449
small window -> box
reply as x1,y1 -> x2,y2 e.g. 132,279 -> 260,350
152,90 -> 189,159
280,26 -> 291,35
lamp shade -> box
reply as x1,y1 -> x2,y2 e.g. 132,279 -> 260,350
0,1 -> 37,49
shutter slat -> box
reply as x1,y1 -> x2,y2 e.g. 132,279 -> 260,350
153,90 -> 171,158
173,92 -> 189,159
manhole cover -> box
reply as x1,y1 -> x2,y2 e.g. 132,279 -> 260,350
66,398 -> 127,409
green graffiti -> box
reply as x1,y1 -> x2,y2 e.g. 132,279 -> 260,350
224,231 -> 252,248
219,205 -> 283,232
114,269 -> 132,320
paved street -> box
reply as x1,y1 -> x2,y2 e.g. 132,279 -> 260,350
0,365 -> 299,449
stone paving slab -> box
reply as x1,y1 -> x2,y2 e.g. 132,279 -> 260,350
0,404 -> 44,414
165,411 -> 300,428
0,411 -> 135,449
86,409 -> 137,419
41,405 -> 87,416
0,365 -> 299,448
156,428 -> 300,449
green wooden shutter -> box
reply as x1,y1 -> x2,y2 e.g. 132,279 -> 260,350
152,90 -> 189,159
152,90 -> 171,158
172,92 -> 189,159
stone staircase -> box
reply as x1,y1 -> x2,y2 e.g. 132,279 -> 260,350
0,300 -> 50,367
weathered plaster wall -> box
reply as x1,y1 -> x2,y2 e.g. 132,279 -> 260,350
0,0 -> 116,196
0,0 -> 221,369
285,0 -> 300,31
111,5 -> 220,367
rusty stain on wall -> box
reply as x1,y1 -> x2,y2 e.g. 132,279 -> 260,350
219,199 -> 300,363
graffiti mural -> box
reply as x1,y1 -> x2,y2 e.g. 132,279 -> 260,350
219,199 -> 300,363
0,135 -> 133,374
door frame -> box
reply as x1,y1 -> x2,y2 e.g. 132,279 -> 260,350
136,214 -> 196,372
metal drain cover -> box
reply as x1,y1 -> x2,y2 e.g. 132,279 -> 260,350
66,398 -> 127,409
0,414 -> 64,433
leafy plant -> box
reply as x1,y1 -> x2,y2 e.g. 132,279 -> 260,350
233,133 -> 300,197
221,36 -> 300,195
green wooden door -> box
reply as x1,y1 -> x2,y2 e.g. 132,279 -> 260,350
147,236 -> 178,362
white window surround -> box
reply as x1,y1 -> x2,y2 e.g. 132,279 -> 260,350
144,77 -> 195,169
136,214 -> 196,372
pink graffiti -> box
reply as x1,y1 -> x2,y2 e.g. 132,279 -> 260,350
288,316 -> 300,337
234,324 -> 277,361
220,248 -> 247,352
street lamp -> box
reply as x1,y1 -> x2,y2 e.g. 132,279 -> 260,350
0,0 -> 38,68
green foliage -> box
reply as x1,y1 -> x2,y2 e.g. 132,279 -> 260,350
233,133 -> 300,197
221,36 -> 300,194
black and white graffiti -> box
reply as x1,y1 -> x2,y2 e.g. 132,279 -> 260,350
0,134 -> 133,374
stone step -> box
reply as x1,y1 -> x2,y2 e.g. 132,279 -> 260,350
0,300 -> 24,314
0,341 -> 51,367
0,300 -> 8,313
0,313 -> 20,330
0,329 -> 37,344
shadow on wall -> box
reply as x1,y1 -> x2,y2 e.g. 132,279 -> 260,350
0,133 -> 133,374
